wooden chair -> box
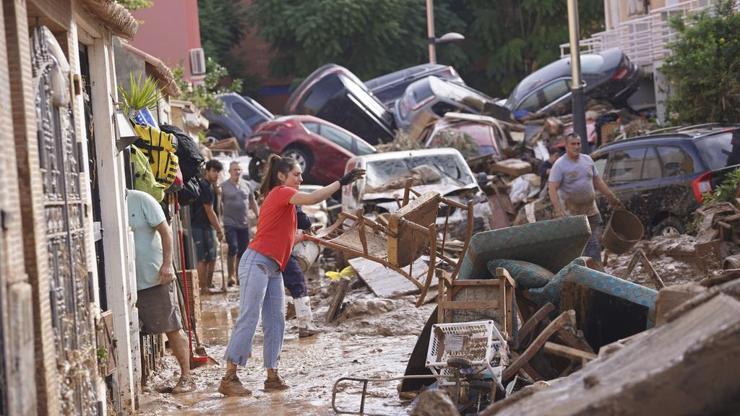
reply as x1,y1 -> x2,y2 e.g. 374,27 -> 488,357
437,267 -> 517,340
305,181 -> 474,306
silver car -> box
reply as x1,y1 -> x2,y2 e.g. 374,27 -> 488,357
342,148 -> 493,238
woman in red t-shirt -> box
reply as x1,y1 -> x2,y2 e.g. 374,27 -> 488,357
218,154 -> 364,396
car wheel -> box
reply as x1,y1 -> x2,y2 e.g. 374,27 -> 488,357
652,217 -> 684,238
282,147 -> 313,176
248,157 -> 266,182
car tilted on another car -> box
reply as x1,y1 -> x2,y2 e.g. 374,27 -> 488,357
285,64 -> 396,145
505,48 -> 641,119
365,63 -> 465,108
203,93 -> 274,144
245,115 -> 376,186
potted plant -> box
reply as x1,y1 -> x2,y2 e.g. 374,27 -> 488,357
118,73 -> 160,126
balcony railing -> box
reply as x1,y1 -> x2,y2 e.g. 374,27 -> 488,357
560,0 -> 737,69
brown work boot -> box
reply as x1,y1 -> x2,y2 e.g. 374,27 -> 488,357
264,371 -> 289,391
172,376 -> 196,394
218,374 -> 252,397
227,276 -> 237,287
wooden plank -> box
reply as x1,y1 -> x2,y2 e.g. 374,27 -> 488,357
437,300 -> 500,310
516,303 -> 555,350
349,257 -> 431,298
325,278 -> 351,323
449,279 -> 501,287
543,342 -> 596,361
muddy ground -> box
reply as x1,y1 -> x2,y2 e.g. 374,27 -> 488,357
137,235 -> 729,415
137,257 -> 434,416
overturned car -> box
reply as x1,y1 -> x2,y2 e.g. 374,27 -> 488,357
342,148 -> 493,238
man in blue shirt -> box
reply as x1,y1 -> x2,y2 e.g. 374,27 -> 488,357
127,190 -> 194,393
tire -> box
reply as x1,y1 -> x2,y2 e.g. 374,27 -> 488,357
248,157 -> 266,182
652,217 -> 684,238
282,146 -> 313,176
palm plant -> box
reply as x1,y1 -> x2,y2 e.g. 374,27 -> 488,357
118,73 -> 160,115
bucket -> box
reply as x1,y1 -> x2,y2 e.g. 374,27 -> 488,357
292,241 -> 320,272
602,209 -> 644,254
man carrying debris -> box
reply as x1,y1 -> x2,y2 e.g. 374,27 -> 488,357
191,159 -> 224,289
548,133 -> 623,266
127,189 -> 194,393
221,161 -> 259,286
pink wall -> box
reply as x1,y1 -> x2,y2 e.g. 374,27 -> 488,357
130,0 -> 202,80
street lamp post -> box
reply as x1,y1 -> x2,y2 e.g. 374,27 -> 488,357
426,0 -> 464,64
567,0 -> 589,152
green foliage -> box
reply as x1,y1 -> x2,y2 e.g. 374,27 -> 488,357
703,168 -> 740,206
198,0 -> 254,93
116,0 -> 152,11
173,57 -> 242,113
118,73 -> 160,114
662,0 -> 740,124
246,0 -> 602,97
247,0 -> 464,80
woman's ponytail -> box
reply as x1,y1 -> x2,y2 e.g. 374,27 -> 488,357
258,154 -> 298,199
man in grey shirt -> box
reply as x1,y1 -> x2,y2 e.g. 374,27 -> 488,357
548,133 -> 623,267
221,161 -> 260,286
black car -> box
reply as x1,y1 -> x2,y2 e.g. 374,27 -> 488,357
364,64 -> 465,107
285,64 -> 396,145
591,125 -> 740,237
203,93 -> 274,143
506,48 -> 641,119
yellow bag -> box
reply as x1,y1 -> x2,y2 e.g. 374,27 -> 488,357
133,123 -> 179,189
130,145 -> 166,202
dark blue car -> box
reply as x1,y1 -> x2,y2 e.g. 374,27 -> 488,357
591,125 -> 740,237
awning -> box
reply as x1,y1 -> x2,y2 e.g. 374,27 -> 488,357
121,43 -> 182,98
79,0 -> 138,40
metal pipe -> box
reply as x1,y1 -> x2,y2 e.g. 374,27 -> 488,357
426,0 -> 436,64
567,0 -> 589,152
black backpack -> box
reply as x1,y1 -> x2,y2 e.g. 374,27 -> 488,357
159,124 -> 205,204
160,124 -> 205,182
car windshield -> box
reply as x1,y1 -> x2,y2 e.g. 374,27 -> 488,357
696,132 -> 734,170
340,74 -> 388,117
364,154 -> 474,192
355,139 -> 375,155
432,78 -> 493,104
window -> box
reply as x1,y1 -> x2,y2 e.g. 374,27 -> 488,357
319,124 -> 353,152
233,102 -> 257,122
298,76 -> 342,115
642,147 -> 662,179
657,145 -> 695,176
303,122 -> 320,135
541,79 -> 571,105
517,91 -> 542,113
696,133 -> 733,170
606,147 -> 645,182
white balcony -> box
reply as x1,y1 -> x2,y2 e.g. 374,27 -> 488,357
560,0 -> 737,71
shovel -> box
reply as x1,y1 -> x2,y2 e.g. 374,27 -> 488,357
174,212 -> 219,368
220,241 -> 228,293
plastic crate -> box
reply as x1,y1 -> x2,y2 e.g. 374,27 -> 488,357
425,320 -> 508,382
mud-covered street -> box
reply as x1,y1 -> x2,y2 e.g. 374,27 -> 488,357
138,264 -> 435,416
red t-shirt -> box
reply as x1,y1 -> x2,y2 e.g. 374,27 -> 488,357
248,185 -> 297,270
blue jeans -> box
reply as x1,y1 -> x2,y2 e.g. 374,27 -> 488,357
225,248 -> 285,368
224,225 -> 250,257
191,226 -> 217,262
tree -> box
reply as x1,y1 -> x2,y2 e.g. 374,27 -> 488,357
662,0 -> 740,124
444,0 -> 604,96
246,0 -> 602,97
173,57 -> 242,112
247,0 -> 464,80
198,0 -> 249,69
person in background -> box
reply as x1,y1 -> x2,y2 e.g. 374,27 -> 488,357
218,155 -> 364,397
283,206 -> 320,338
191,159 -> 224,289
221,161 -> 259,286
127,189 -> 194,393
548,133 -> 623,267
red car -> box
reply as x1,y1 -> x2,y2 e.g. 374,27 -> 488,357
245,115 -> 376,185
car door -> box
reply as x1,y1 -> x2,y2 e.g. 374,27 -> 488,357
600,146 -> 651,223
